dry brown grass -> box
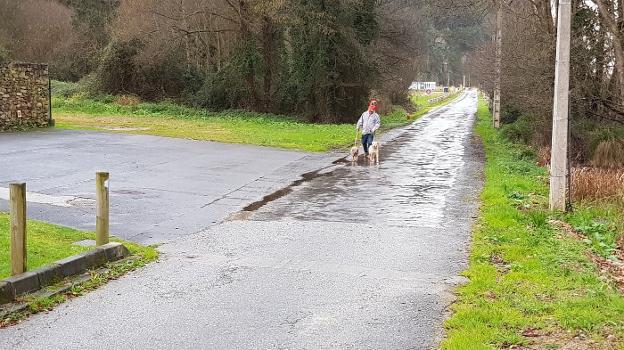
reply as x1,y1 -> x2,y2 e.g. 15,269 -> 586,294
592,139 -> 624,168
572,167 -> 624,203
537,146 -> 551,167
114,95 -> 141,106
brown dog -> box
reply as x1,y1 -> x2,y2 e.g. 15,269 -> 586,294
350,146 -> 359,164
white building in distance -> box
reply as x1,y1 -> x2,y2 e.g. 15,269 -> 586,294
409,82 -> 437,91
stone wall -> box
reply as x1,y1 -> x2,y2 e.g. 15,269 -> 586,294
0,62 -> 52,131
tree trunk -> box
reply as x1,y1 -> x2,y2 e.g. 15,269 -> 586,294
180,0 -> 191,70
239,0 -> 259,109
613,39 -> 624,104
261,16 -> 276,112
595,0 -> 624,103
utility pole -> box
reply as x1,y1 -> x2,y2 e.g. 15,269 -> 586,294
550,0 -> 572,211
493,0 -> 503,128
461,55 -> 467,89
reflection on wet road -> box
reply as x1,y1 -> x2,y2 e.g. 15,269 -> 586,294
252,91 -> 479,228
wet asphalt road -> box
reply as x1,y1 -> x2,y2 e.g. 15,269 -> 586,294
252,92 -> 479,228
0,91 -> 483,349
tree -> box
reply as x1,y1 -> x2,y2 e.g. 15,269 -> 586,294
592,0 -> 624,104
56,0 -> 121,75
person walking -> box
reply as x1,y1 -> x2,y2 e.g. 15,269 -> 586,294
356,99 -> 381,156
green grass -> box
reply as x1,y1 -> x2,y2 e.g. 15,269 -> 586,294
53,96 -> 355,152
0,213 -> 91,278
381,106 -> 413,130
565,203 -> 623,260
51,89 -> 460,152
441,96 -> 624,349
410,91 -> 444,107
0,213 -> 156,279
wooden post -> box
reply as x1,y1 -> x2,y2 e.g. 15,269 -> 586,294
10,183 -> 26,276
96,172 -> 110,246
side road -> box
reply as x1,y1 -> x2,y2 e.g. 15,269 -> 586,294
0,130 -> 338,244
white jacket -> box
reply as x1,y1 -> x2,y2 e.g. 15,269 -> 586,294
356,111 -> 381,135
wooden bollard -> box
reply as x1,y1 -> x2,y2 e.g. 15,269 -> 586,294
10,183 -> 26,275
96,172 -> 110,246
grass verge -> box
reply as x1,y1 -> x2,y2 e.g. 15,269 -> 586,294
0,213 -> 156,279
411,91 -> 459,110
0,213 -> 90,278
53,96 -> 354,152
441,95 -> 624,349
0,213 -> 158,326
51,89 -> 461,152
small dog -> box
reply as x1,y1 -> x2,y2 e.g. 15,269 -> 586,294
368,141 -> 380,165
350,146 -> 359,164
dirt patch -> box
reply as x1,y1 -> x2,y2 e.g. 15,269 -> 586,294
490,253 -> 511,273
500,328 -> 619,349
525,331 -> 618,349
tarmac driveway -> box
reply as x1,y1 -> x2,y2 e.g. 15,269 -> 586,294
0,130 -> 335,244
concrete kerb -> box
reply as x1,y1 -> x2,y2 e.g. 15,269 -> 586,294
3,271 -> 40,296
97,242 -> 130,264
0,242 -> 130,305
0,281 -> 13,304
35,263 -> 63,287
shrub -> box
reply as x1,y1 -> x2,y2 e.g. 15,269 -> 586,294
191,73 -> 232,109
501,105 -> 522,124
190,68 -> 245,110
500,113 -> 551,147
51,80 -> 81,98
92,39 -> 143,95
500,115 -> 534,144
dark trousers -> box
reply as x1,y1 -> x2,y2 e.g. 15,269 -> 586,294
362,133 -> 374,154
